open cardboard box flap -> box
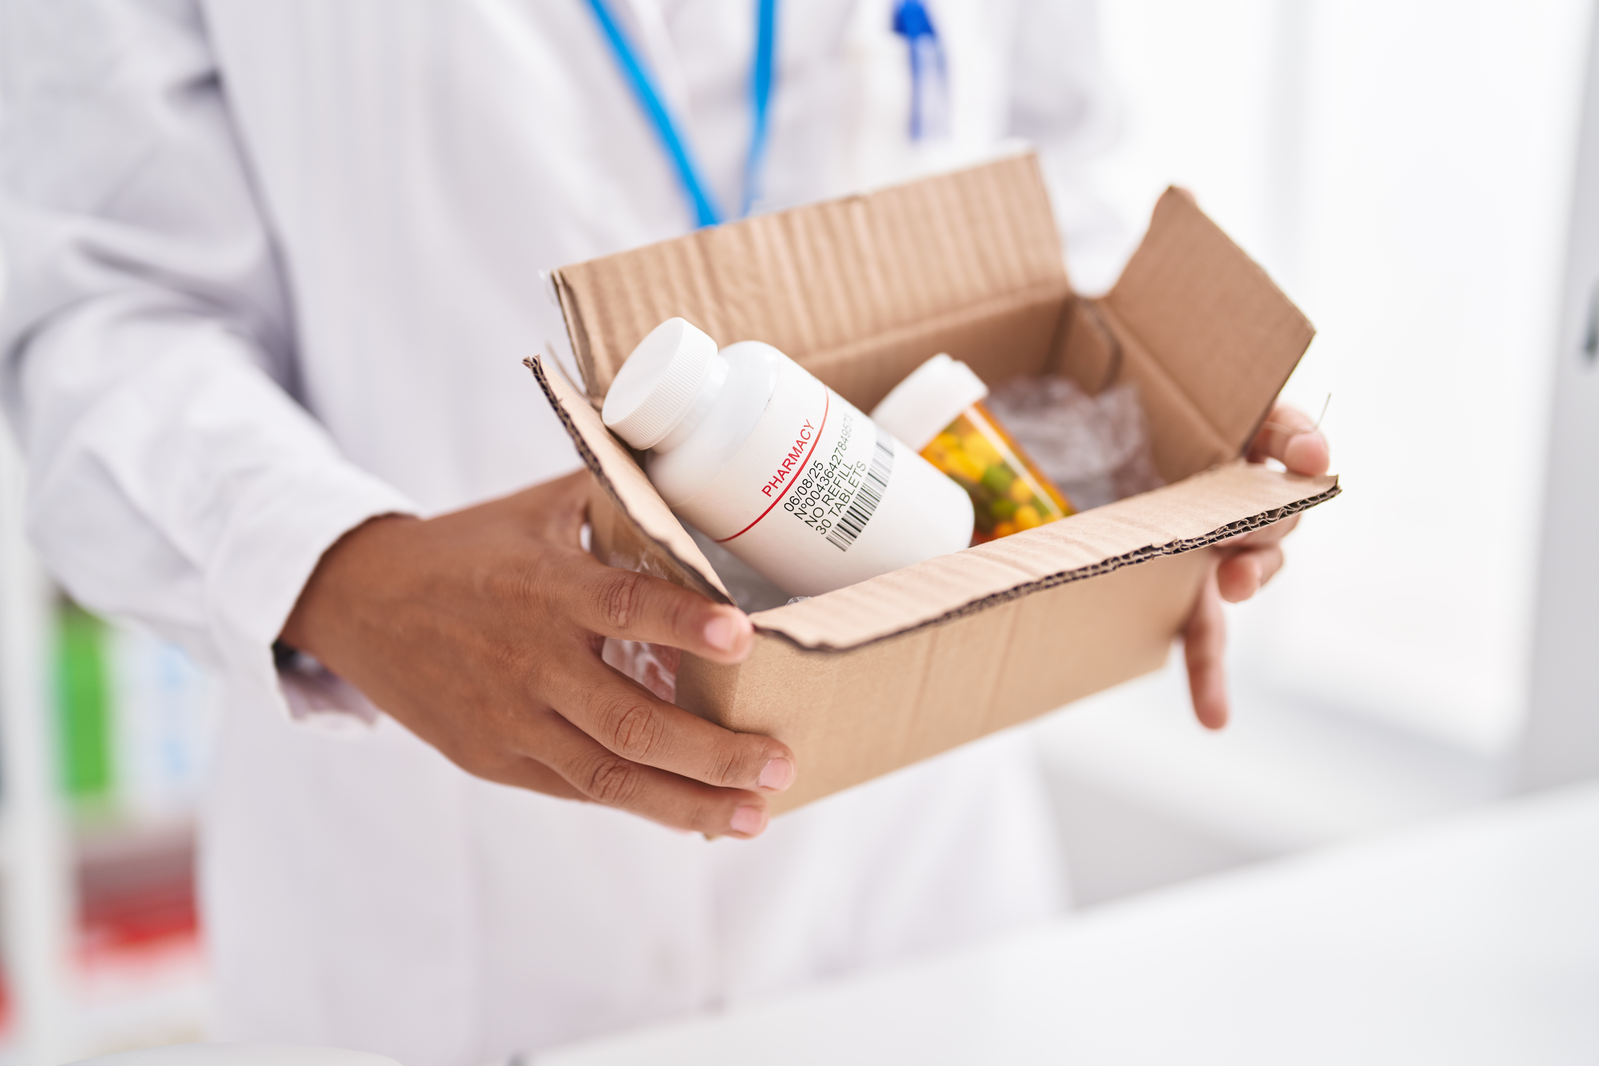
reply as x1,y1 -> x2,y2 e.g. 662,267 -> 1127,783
526,153 -> 1339,811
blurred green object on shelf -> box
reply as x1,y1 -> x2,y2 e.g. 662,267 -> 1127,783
55,596 -> 114,804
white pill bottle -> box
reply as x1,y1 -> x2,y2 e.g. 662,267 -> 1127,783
603,319 -> 975,597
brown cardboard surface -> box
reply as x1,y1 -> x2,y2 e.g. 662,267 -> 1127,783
528,154 -> 1339,811
552,153 -> 1071,407
679,548 -> 1215,814
749,461 -> 1336,651
1098,189 -> 1316,478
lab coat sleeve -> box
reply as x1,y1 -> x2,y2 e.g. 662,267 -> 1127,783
1005,0 -> 1127,292
0,0 -> 418,692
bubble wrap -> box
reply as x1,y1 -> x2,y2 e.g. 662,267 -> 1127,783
985,378 -> 1164,512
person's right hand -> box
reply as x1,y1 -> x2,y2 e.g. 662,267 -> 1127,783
279,469 -> 795,839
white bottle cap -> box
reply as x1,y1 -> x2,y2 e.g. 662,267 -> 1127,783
603,318 -> 720,449
869,353 -> 990,451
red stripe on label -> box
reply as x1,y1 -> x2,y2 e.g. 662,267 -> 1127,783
716,391 -> 831,544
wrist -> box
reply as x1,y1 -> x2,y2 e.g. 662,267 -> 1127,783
279,512 -> 421,657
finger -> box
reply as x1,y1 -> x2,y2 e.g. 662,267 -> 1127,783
478,755 -> 589,801
527,706 -> 771,837
548,650 -> 797,794
564,556 -> 754,665
1182,569 -> 1229,730
472,469 -> 594,543
1215,512 -> 1301,551
1248,403 -> 1330,476
1216,544 -> 1284,603
537,468 -> 598,542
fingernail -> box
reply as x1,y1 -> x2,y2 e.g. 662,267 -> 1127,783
730,805 -> 766,837
758,757 -> 795,791
704,613 -> 743,652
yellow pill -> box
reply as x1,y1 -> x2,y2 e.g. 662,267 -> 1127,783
1008,479 -> 1034,503
993,519 -> 1019,538
961,432 -> 1002,467
1015,505 -> 1042,530
946,451 -> 987,484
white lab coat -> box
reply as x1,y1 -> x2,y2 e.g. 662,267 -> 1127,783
0,2 -> 1119,1062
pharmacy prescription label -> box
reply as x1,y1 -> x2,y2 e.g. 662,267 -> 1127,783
673,364 -> 896,590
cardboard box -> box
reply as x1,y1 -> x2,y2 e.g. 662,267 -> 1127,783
528,153 -> 1339,814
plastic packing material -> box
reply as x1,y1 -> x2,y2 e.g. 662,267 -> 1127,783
685,525 -> 795,614
986,377 -> 1166,512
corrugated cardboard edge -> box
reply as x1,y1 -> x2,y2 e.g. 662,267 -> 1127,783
549,271 -> 601,403
526,354 -> 731,604
528,347 -> 1338,654
750,471 -> 1340,653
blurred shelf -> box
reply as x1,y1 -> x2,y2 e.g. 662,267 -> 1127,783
0,812 -> 209,1060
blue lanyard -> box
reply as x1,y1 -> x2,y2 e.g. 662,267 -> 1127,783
585,0 -> 778,227
892,0 -> 946,141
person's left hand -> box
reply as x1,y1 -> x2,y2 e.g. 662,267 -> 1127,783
1182,402 -> 1330,729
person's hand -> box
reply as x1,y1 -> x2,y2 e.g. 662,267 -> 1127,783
280,469 -> 795,839
1182,403 -> 1331,729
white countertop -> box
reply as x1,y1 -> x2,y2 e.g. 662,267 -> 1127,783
539,781 -> 1599,1065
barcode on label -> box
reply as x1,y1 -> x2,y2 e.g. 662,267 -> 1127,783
826,429 -> 895,552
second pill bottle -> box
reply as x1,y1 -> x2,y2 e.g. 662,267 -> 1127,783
872,354 -> 1074,542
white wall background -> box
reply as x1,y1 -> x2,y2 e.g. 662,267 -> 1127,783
1080,0 -> 1591,755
